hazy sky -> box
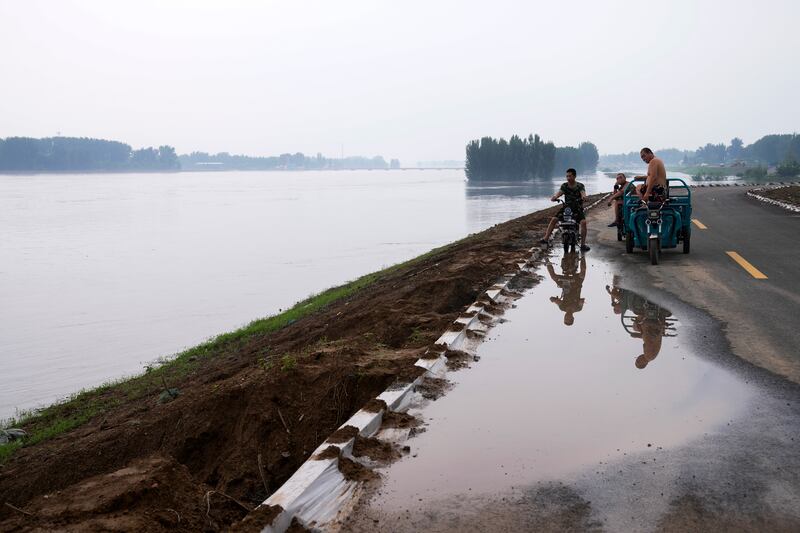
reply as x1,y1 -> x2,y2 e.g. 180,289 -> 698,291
1,0 -> 798,162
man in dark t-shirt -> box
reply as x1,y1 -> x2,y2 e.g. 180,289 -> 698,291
540,168 -> 590,252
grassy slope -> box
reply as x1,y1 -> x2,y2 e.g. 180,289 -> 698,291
0,239 -> 464,465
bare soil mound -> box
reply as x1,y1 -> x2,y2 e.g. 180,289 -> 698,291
758,185 -> 800,207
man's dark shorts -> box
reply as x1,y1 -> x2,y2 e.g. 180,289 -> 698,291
557,205 -> 586,223
638,184 -> 667,201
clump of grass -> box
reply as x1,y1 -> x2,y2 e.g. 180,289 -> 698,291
0,238 -> 467,465
0,441 -> 21,464
280,354 -> 297,372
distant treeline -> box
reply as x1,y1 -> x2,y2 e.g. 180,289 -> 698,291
0,137 -> 179,172
600,134 -> 800,168
0,136 -> 401,173
465,134 -> 599,181
180,152 -> 400,171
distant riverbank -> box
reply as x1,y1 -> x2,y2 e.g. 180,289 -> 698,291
0,167 -> 462,175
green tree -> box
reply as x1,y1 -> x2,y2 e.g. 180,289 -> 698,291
464,133 -> 597,181
157,145 -> 179,170
727,137 -> 744,160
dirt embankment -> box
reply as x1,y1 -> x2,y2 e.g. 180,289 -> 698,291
0,200 -> 574,531
759,185 -> 800,207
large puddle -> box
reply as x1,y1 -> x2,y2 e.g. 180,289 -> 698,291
351,251 -> 756,520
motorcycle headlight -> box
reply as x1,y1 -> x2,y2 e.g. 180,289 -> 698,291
648,210 -> 659,219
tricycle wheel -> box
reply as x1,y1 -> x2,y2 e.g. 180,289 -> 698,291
625,231 -> 634,253
617,226 -> 623,241
683,228 -> 691,254
649,241 -> 660,265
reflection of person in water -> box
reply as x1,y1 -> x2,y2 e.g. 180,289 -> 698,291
606,275 -> 624,315
606,280 -> 673,369
547,254 -> 587,326
632,315 -> 667,369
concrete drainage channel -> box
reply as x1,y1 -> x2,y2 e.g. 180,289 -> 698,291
255,198 -> 607,532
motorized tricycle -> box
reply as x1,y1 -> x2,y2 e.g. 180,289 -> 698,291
621,178 -> 692,265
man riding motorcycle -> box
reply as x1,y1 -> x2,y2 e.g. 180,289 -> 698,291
539,168 -> 590,252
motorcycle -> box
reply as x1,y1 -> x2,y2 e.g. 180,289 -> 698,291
554,199 -> 579,253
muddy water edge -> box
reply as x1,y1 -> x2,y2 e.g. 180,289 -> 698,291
342,248 -> 800,532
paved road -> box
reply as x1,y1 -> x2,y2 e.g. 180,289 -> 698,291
592,186 -> 800,383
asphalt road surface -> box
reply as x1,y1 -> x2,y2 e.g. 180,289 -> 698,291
593,186 -> 800,385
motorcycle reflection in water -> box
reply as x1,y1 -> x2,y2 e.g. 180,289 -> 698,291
606,276 -> 677,369
546,254 -> 586,326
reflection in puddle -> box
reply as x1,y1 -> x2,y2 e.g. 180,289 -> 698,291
546,254 -> 586,326
357,252 -> 755,514
607,277 -> 677,370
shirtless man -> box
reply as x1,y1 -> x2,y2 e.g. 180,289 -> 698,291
634,147 -> 667,201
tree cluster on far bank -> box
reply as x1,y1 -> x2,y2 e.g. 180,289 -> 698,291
465,134 -> 598,181
600,134 -> 800,172
0,137 -> 179,172
179,152 -> 397,171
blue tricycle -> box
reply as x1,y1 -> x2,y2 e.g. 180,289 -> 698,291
621,177 -> 692,265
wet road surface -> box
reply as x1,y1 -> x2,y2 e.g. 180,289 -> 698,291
343,247 -> 800,531
596,186 -> 800,384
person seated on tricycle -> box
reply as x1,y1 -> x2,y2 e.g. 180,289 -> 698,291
606,172 -> 628,227
539,168 -> 590,252
634,147 -> 667,203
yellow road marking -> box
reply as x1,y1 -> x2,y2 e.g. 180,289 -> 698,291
726,251 -> 768,279
692,219 -> 708,229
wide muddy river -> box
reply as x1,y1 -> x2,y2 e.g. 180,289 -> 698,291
1,169 -> 623,420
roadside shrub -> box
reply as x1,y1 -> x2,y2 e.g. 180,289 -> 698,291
742,166 -> 768,179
